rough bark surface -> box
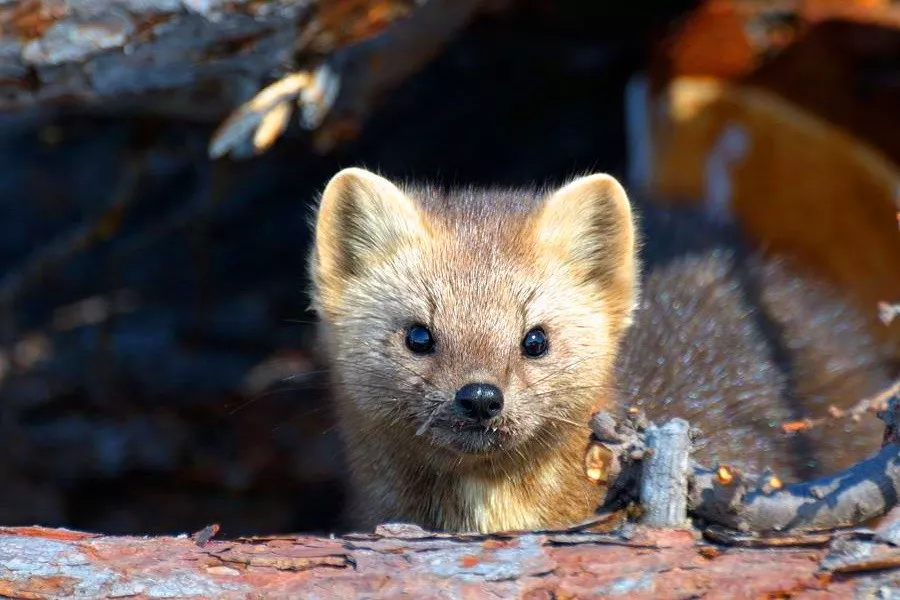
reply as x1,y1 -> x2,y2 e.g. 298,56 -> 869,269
639,418 -> 690,527
0,0 -> 312,111
0,0 -> 456,120
1,523 -> 898,599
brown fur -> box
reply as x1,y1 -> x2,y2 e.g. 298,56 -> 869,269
309,168 -> 637,533
309,168 -> 894,533
616,206 -> 893,480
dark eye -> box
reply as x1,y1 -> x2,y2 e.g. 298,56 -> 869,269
405,324 -> 435,354
522,327 -> 548,358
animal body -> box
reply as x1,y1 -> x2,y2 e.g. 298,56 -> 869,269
308,167 -> 892,533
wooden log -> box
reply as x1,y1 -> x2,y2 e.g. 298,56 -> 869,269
0,0 -> 313,111
0,0 -> 492,154
0,523 -> 887,598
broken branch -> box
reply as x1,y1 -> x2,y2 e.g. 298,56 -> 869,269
639,418 -> 691,527
589,394 -> 900,536
0,1 -> 492,158
779,378 -> 900,434
209,0 -> 493,158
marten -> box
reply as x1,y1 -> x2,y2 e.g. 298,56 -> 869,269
308,167 -> 892,533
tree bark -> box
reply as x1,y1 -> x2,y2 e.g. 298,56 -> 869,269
0,0 -> 490,143
639,418 -> 691,527
588,395 -> 900,537
0,522 -> 893,599
0,0 -> 312,112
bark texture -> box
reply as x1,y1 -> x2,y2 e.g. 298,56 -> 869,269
0,0 -> 313,110
589,397 -> 900,537
0,523 -> 897,599
0,0 -> 491,155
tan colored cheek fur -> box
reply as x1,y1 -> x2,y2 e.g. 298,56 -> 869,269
309,168 -> 639,533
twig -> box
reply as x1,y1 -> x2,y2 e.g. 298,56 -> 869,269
209,0 -> 492,158
588,397 -> 900,535
192,523 -> 221,547
779,378 -> 900,434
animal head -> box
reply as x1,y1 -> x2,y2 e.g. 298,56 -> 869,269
309,167 -> 639,471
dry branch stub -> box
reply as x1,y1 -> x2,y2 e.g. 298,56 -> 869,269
589,393 -> 900,538
639,418 -> 691,527
208,0 -> 490,158
0,0 -> 487,158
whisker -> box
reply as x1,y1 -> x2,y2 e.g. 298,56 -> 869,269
282,318 -> 320,325
532,411 -> 590,430
226,388 -> 289,415
530,383 -> 620,399
522,355 -> 604,392
416,402 -> 446,436
362,341 -> 429,382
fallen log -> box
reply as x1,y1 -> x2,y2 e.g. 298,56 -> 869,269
0,0 -> 496,156
588,389 -> 900,538
0,521 -> 890,598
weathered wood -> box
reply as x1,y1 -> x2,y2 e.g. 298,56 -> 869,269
586,396 -> 900,536
639,418 -> 691,527
208,0 -> 492,157
0,0 -> 490,155
7,398 -> 900,597
0,0 -> 313,110
689,441 -> 900,534
0,523 -> 891,598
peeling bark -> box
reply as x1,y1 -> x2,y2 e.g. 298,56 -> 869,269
0,523 -> 894,599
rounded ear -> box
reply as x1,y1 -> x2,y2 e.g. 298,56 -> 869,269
309,168 -> 426,319
534,173 -> 640,330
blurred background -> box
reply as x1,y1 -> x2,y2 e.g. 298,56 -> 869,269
0,0 -> 899,537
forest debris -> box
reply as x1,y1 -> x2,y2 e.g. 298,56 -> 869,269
583,441 -> 612,484
212,545 -> 351,571
879,301 -> 900,326
715,465 -> 735,486
690,439 -> 900,535
588,395 -> 900,536
639,418 -> 690,527
0,0 -> 491,158
584,409 -> 645,513
209,0 -> 491,158
820,530 -> 900,574
0,524 -> 873,598
702,525 -> 835,548
779,378 -> 900,434
3,399 -> 900,595
757,471 -> 783,495
193,523 -> 221,547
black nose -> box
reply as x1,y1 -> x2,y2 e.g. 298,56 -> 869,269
454,383 -> 504,421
